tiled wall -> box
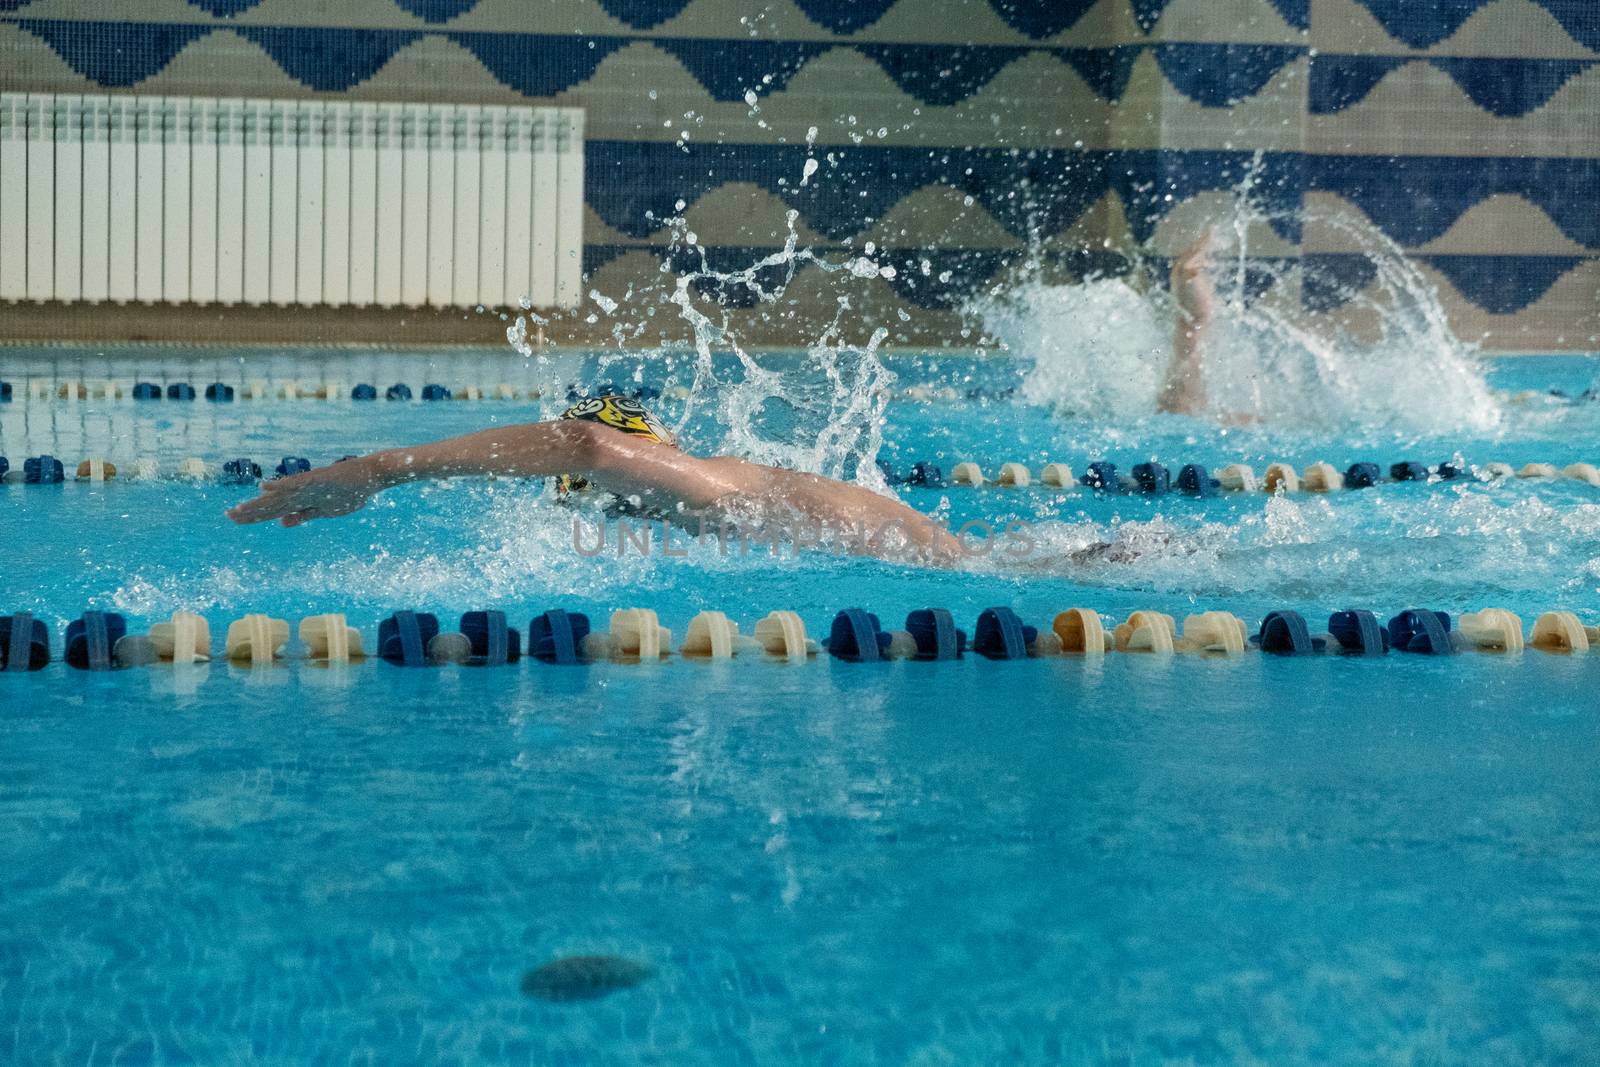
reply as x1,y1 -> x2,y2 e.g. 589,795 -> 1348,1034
1,0 -> 1595,350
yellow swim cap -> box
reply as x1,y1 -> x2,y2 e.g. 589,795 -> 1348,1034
557,394 -> 673,493
560,394 -> 674,445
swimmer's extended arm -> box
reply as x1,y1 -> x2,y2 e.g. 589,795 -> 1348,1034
227,420 -> 961,564
1157,230 -> 1216,416
226,419 -> 738,527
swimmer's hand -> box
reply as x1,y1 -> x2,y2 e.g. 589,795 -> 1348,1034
1171,227 -> 1217,326
226,459 -> 383,527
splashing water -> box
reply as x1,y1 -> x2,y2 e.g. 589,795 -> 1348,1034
981,183 -> 1504,435
518,199 -> 899,486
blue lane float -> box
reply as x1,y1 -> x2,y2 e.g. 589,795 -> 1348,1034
275,457 -> 312,478
167,383 -> 197,401
1436,461 -> 1465,480
222,459 -> 263,484
1390,461 -> 1428,482
1344,462 -> 1382,488
1177,463 -> 1218,495
1388,609 -> 1455,655
205,383 -> 235,402
421,384 -> 452,401
0,457 -> 8,480
65,611 -> 126,671
386,383 -> 413,401
24,456 -> 64,484
351,384 -> 378,400
530,609 -> 590,665
973,606 -> 1035,659
905,608 -> 965,660
824,609 -> 890,662
0,382 -> 11,402
880,461 -> 944,488
1,612 -> 51,672
1329,609 -> 1389,655
461,611 -> 521,665
131,382 -> 161,400
1253,610 -> 1323,655
1080,461 -> 1120,491
1131,462 -> 1170,494
378,610 -> 439,666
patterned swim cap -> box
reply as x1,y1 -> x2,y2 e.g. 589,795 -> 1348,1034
557,394 -> 673,493
560,394 -> 674,445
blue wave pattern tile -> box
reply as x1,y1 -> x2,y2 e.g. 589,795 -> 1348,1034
449,32 -> 627,97
0,0 -> 1595,332
1310,54 -> 1597,117
0,0 -> 1314,36
12,19 -> 212,86
1132,0 -> 1309,32
1302,252 -> 1591,313
792,0 -> 901,34
585,143 -> 1306,243
1350,0 -> 1599,51
236,27 -> 423,92
1308,155 -> 1600,249
585,245 -> 1135,308
1417,254 -> 1588,314
8,20 -> 1307,109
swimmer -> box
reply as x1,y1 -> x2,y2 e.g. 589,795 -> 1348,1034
229,245 -> 1227,565
227,393 -> 968,564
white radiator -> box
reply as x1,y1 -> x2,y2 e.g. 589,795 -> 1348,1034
0,92 -> 584,310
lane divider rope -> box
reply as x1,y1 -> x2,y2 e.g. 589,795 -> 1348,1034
2,607 -> 1594,673
5,455 -> 1599,491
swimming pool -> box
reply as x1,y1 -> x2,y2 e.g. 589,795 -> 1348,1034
3,347 -> 1600,1064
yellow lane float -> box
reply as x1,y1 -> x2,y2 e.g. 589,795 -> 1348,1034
682,611 -> 739,658
300,614 -> 365,663
76,458 -> 116,481
1458,609 -> 1524,652
996,463 -> 1031,487
1114,611 -> 1177,653
1217,464 -> 1257,491
224,614 -> 290,665
752,611 -> 817,661
1530,611 -> 1590,653
1263,463 -> 1300,493
1052,608 -> 1110,654
950,462 -> 985,486
1177,612 -> 1248,654
1301,462 -> 1343,492
150,611 -> 211,663
1040,463 -> 1075,488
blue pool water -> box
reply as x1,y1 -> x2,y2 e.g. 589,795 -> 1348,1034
3,347 -> 1600,1064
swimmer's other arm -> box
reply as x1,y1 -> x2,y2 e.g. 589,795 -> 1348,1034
1157,229 -> 1215,416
